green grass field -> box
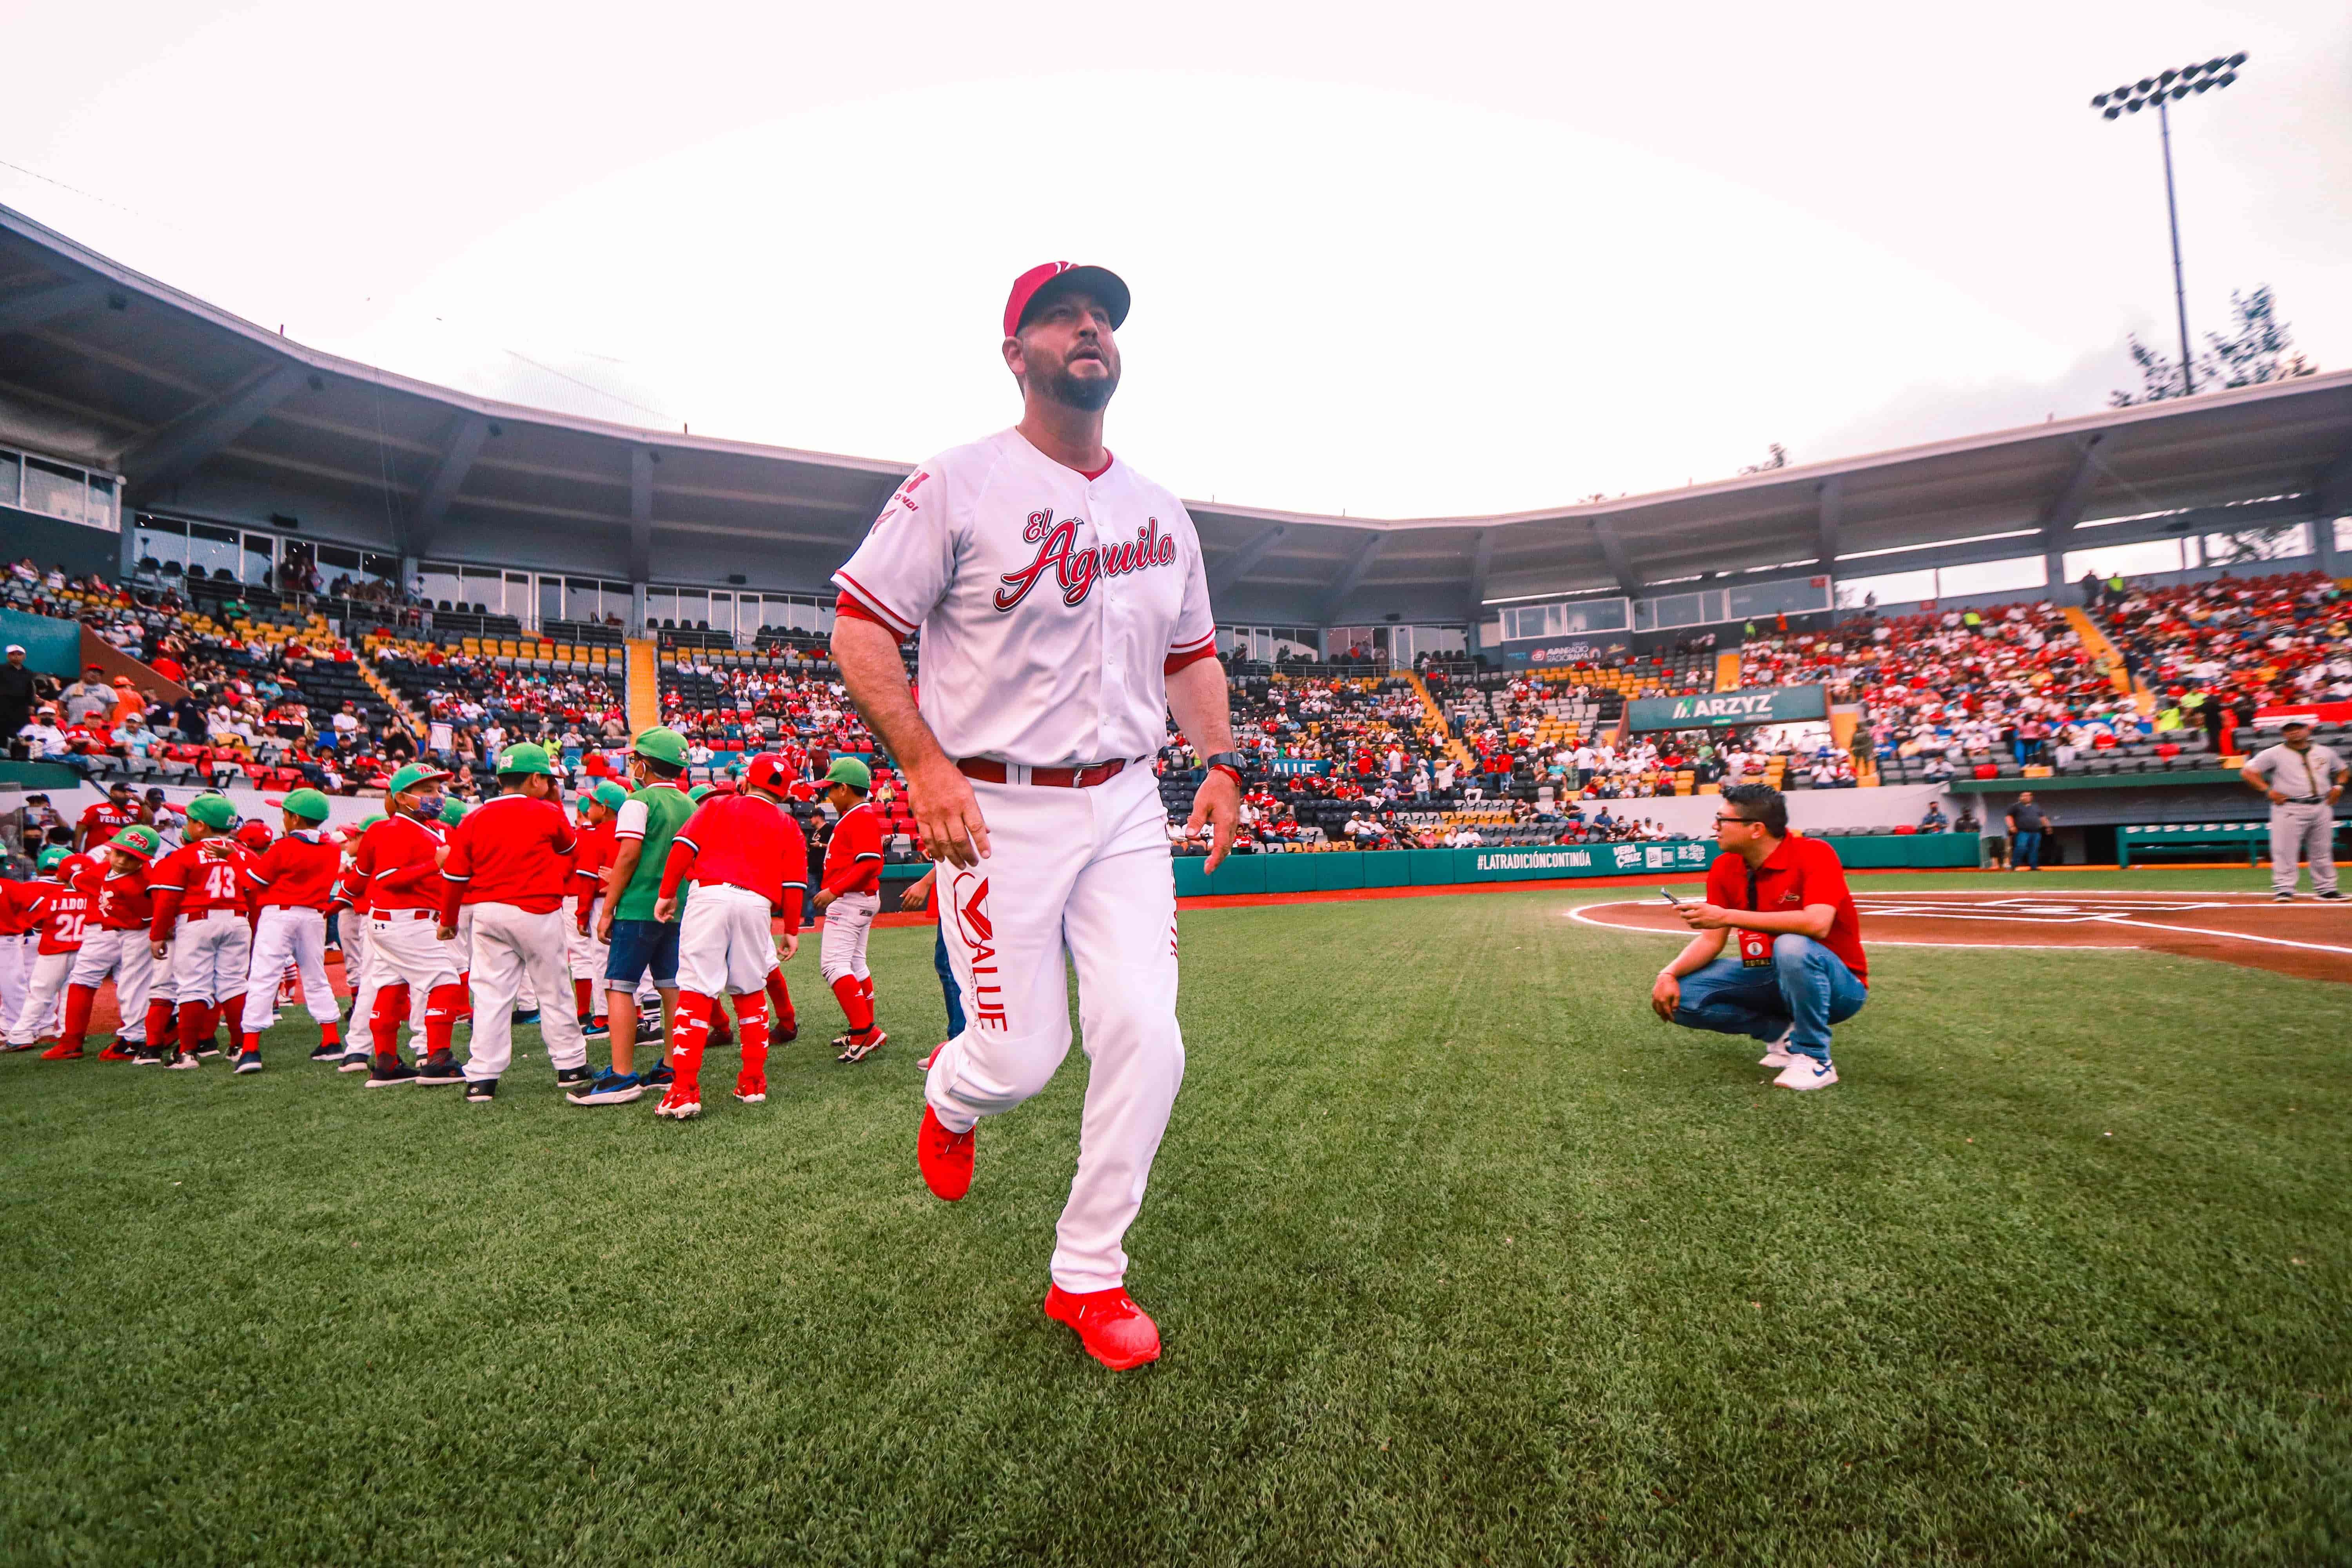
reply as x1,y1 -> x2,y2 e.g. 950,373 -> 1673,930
3,869 -> 2346,1566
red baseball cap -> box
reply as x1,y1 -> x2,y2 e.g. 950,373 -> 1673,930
1002,261 -> 1130,340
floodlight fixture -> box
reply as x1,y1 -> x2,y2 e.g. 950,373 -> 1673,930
2089,52 -> 2251,397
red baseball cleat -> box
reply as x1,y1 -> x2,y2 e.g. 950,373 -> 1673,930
39,1042 -> 83,1061
1043,1284 -> 1162,1371
917,1104 -> 975,1201
97,1043 -> 140,1063
733,1070 -> 767,1105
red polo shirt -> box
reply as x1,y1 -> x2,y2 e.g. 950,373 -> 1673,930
1704,832 -> 1868,985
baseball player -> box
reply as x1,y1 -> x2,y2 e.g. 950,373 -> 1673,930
568,781 -> 622,1036
74,779 -> 143,853
577,728 -> 695,1107
145,796 -> 255,1071
49,825 -> 163,1061
327,816 -> 382,1067
348,764 -> 463,1087
828,260 -> 1241,1370
2242,719 -> 2347,901
813,757 -> 887,1061
438,743 -> 594,1104
649,752 -> 807,1117
235,788 -> 345,1064
5,847 -> 92,1051
0,867 -> 40,1040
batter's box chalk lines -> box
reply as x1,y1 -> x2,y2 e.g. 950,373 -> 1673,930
1562,901 -> 2124,951
2093,917 -> 2352,958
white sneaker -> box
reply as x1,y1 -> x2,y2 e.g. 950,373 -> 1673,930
1773,1055 -> 1838,1092
1758,1027 -> 1797,1069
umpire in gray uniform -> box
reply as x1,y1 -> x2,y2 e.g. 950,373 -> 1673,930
2240,720 -> 2345,901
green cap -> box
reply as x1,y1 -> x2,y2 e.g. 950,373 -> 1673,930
497,741 -> 555,777
632,727 -> 688,767
37,847 -> 71,871
387,763 -> 451,798
588,780 -> 627,810
109,825 -> 163,858
282,788 -> 331,822
825,756 -> 872,792
358,814 -> 385,830
185,795 -> 236,830
441,798 -> 469,825
688,784 -> 714,804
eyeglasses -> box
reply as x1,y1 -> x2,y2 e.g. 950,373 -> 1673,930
1712,814 -> 1761,828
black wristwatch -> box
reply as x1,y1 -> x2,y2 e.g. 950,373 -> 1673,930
1203,751 -> 1247,784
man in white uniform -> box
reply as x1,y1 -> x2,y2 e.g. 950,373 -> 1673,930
2241,719 -> 2346,900
831,260 -> 1240,1371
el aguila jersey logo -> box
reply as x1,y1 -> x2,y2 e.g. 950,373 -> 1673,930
994,509 -> 1177,613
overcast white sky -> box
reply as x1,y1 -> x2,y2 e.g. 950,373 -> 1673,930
4,1 -> 2347,518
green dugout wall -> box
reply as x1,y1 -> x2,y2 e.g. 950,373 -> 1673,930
1169,834 -> 1979,897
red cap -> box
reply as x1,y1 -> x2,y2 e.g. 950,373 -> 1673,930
744,752 -> 793,798
1002,262 -> 1131,340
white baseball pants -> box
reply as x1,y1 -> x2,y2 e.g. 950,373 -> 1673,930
241,907 -> 339,1035
462,903 -> 589,1083
924,762 -> 1185,1295
677,885 -> 779,996
6,949 -> 76,1045
0,932 -> 29,1032
2269,802 -> 2340,895
67,930 -> 154,1042
818,889 -> 878,985
170,911 -> 251,1005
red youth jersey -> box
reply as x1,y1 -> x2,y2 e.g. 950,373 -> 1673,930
94,866 -> 154,932
819,802 -> 884,898
658,795 -> 809,931
0,879 -> 36,936
25,875 -> 91,954
243,829 -> 342,912
571,818 -> 615,902
1703,833 -> 1869,985
350,813 -> 448,916
437,794 -> 579,924
147,838 -> 254,938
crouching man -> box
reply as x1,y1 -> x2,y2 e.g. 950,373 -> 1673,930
1648,783 -> 1868,1091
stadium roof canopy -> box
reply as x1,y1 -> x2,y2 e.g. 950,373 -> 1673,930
4,201 -> 2348,627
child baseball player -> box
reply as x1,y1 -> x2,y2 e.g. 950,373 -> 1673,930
348,764 -> 463,1087
236,789 -> 345,1065
813,757 -> 886,1060
649,752 -> 807,1118
145,796 -> 255,1071
568,781 -> 625,1038
49,825 -> 163,1060
437,742 -> 594,1103
5,847 -> 91,1051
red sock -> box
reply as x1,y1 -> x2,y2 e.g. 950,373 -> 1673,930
734,992 -> 769,1082
711,1003 -> 735,1048
222,994 -> 247,1052
372,982 -> 411,1062
424,984 -> 465,1058
573,978 -> 593,1017
764,968 -> 796,1035
177,1000 -> 214,1055
457,971 -> 472,1019
859,974 -> 874,1005
670,991 -> 717,1092
319,1019 -> 340,1048
61,983 -> 98,1051
146,998 -> 176,1050
829,974 -> 873,1034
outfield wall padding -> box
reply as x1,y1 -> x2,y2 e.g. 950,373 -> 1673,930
1172,833 -> 1982,896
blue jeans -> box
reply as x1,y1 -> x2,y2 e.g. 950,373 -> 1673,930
2013,830 -> 2044,869
1673,935 -> 1867,1063
933,921 -> 965,1038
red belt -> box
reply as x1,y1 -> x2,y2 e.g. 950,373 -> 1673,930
958,757 -> 1129,789
371,908 -> 437,922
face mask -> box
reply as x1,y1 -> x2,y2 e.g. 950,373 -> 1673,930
412,794 -> 443,820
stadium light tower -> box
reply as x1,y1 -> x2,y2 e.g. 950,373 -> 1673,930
2091,53 -> 2248,397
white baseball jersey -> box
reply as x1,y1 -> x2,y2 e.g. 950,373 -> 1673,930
831,428 -> 1216,768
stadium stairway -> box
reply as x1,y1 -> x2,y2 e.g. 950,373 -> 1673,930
1714,650 -> 1743,692
1400,670 -> 1477,770
358,662 -> 425,738
625,638 -> 660,734
2062,604 -> 2156,714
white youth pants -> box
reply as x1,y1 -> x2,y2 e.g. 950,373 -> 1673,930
463,903 -> 588,1083
170,911 -> 251,1005
818,889 -> 878,985
0,932 -> 30,1033
2269,801 -> 2340,895
66,930 -> 154,1042
677,885 -> 779,996
6,949 -> 76,1044
242,907 -> 339,1034
924,762 -> 1185,1294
